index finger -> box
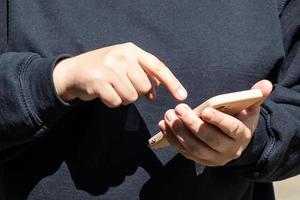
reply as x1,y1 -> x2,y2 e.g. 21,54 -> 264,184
135,47 -> 187,101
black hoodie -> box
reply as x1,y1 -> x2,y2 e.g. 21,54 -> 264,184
0,0 -> 300,199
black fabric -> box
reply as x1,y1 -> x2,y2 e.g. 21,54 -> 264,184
0,0 -> 299,200
0,0 -> 7,53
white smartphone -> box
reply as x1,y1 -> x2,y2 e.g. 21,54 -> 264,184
148,89 -> 263,149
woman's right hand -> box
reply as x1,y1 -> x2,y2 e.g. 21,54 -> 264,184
53,42 -> 187,107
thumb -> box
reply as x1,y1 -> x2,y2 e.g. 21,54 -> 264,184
248,80 -> 273,112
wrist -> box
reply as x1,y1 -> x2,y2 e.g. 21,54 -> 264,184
53,58 -> 76,102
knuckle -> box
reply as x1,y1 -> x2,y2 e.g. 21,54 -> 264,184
92,71 -> 104,82
229,148 -> 243,159
148,54 -> 160,63
147,54 -> 164,69
139,81 -> 152,94
111,97 -> 122,107
214,114 -> 224,126
126,92 -> 139,103
104,51 -> 127,65
229,122 -> 241,137
131,94 -> 139,102
124,42 -> 136,48
152,65 -> 164,74
112,101 -> 122,108
107,98 -> 122,108
147,55 -> 168,75
102,54 -> 114,66
232,122 -> 240,133
234,150 -> 243,159
243,128 -> 252,140
186,118 -> 198,128
86,87 -> 95,96
102,93 -> 122,108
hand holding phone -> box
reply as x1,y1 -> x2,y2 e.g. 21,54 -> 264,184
149,89 -> 263,149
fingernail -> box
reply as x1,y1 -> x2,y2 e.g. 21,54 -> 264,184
202,108 -> 213,120
166,111 -> 175,122
175,104 -> 187,116
177,87 -> 188,100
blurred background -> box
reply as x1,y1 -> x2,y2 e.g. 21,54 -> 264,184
274,175 -> 300,200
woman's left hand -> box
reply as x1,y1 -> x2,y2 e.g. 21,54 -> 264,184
159,80 -> 272,166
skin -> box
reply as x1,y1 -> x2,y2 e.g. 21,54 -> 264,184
53,42 -> 272,165
53,42 -> 187,107
159,80 -> 273,166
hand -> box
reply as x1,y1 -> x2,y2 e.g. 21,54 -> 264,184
159,80 -> 273,166
53,42 -> 187,107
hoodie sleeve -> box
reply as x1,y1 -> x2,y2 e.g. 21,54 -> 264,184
0,52 -> 75,163
230,0 -> 300,182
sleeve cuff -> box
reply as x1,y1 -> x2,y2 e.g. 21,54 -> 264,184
225,106 -> 273,178
21,54 -> 78,129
